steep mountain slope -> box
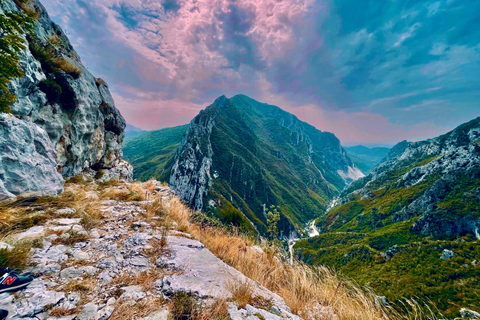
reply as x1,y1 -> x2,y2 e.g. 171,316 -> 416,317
294,116 -> 480,317
169,95 -> 363,236
0,0 -> 128,200
344,145 -> 390,174
123,125 -> 188,181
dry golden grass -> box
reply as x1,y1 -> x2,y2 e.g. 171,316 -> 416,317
51,230 -> 89,247
161,197 -> 442,320
109,297 -> 164,320
0,242 -> 31,270
51,56 -> 82,78
48,306 -> 76,318
199,298 -> 230,320
143,233 -> 169,264
227,279 -> 254,309
13,0 -> 40,19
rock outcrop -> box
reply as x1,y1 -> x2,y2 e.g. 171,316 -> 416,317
0,113 -> 63,200
0,0 -> 127,199
0,183 -> 306,320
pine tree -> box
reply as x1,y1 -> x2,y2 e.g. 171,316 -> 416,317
266,205 -> 280,240
0,10 -> 32,113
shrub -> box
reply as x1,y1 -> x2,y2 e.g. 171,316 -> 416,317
38,74 -> 78,110
169,291 -> 201,320
0,12 -> 33,113
52,56 -> 82,78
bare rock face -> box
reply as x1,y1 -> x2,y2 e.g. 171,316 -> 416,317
0,114 -> 64,201
0,0 -> 128,199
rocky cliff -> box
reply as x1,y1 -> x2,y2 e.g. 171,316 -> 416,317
0,0 -> 128,200
294,116 -> 480,317
336,116 -> 480,238
169,95 -> 363,236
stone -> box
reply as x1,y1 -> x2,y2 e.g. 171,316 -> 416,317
31,245 -> 69,265
0,114 -> 64,201
119,286 -> 146,301
14,279 -> 65,318
97,270 -> 114,285
138,309 -> 169,320
124,255 -> 150,269
97,160 -> 133,183
157,236 -> 292,316
97,297 -> 115,320
0,242 -> 13,251
50,218 -> 81,225
15,226 -> 45,240
77,302 -> 98,320
55,208 -> 77,215
460,308 -> 480,319
71,249 -> 91,260
440,249 -> 455,260
59,266 -> 98,280
27,263 -> 62,276
60,292 -> 81,310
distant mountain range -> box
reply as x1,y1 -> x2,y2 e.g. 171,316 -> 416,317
125,124 -> 147,138
344,145 -> 390,174
124,94 -> 363,236
123,125 -> 188,181
295,116 -> 480,317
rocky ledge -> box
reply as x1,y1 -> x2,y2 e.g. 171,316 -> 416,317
0,184 -> 306,320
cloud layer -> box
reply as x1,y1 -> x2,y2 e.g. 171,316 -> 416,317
41,0 -> 480,144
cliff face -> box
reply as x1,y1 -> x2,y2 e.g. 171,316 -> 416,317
169,95 -> 362,236
0,0 -> 127,199
333,116 -> 480,238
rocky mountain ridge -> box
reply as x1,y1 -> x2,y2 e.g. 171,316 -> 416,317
0,0 -> 129,201
337,116 -> 480,238
168,94 -> 363,236
294,116 -> 480,317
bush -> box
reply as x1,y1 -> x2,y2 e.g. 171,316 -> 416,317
169,291 -> 201,320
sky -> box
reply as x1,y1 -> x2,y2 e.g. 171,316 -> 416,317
41,0 -> 480,144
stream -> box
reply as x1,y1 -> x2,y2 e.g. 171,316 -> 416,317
288,220 -> 321,264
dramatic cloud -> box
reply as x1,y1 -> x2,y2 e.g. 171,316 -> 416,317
42,0 -> 480,144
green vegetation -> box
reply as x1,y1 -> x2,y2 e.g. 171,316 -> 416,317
296,138 -> 480,317
0,10 -> 33,113
123,95 -> 348,236
122,124 -> 188,181
267,205 -> 280,240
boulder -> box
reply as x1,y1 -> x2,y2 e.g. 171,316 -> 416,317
0,114 -> 64,201
440,249 -> 454,260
